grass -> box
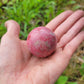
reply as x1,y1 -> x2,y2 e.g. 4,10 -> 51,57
0,0 -> 84,84
0,0 -> 69,39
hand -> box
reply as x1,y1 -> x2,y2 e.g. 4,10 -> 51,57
0,10 -> 84,84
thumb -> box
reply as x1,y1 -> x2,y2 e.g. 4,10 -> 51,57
5,20 -> 20,37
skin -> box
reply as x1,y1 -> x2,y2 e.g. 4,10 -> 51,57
0,10 -> 84,84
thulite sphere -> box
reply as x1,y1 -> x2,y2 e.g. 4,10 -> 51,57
27,27 -> 57,57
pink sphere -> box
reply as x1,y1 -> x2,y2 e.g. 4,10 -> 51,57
27,27 -> 57,57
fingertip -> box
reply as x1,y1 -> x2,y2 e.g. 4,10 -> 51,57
75,10 -> 84,14
5,20 -> 20,29
64,10 -> 73,13
79,31 -> 84,40
64,31 -> 84,56
46,10 -> 73,31
73,10 -> 84,17
5,20 -> 20,37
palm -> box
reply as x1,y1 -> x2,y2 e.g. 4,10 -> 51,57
0,10 -> 84,84
0,36 -> 64,84
20,40 -> 64,84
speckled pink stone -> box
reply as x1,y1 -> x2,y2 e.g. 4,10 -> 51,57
27,27 -> 57,58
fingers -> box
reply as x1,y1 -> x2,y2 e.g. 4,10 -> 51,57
46,10 -> 73,31
64,31 -> 84,56
54,10 -> 84,41
21,40 -> 31,62
58,17 -> 84,47
5,20 -> 20,37
43,31 -> 84,83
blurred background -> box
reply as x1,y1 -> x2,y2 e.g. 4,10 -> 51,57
0,0 -> 84,84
